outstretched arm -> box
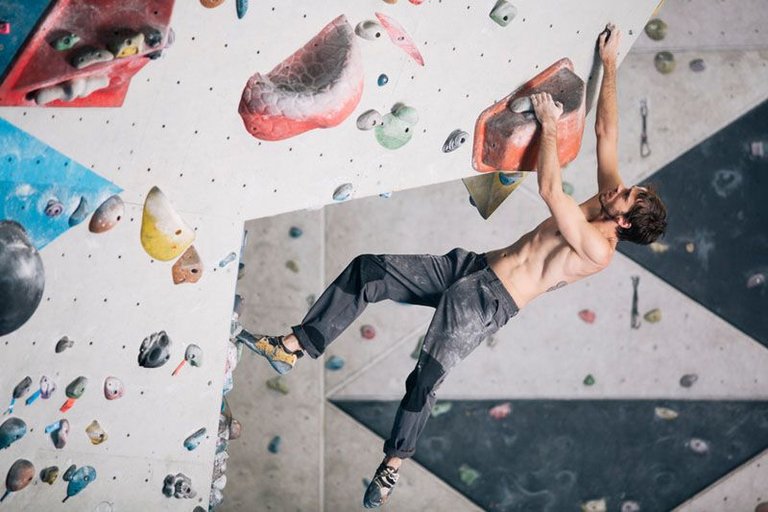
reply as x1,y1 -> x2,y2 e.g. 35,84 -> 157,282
595,24 -> 623,192
533,93 -> 611,266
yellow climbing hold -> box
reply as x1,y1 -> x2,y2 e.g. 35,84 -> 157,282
644,308 -> 662,323
140,186 -> 195,261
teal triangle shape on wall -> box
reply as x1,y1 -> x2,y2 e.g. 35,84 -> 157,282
0,117 -> 122,249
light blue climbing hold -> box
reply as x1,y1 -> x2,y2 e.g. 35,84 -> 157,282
268,435 -> 281,453
184,428 -> 206,451
562,181 -> 574,196
379,192 -> 392,199
499,172 -> 524,186
63,465 -> 96,502
377,74 -> 389,86
236,0 -> 248,19
333,183 -> 353,202
68,196 -> 89,226
325,355 -> 345,371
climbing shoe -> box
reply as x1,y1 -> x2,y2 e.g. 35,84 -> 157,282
236,331 -> 302,375
363,463 -> 400,508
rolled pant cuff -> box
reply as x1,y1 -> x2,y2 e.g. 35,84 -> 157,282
291,324 -> 322,359
383,444 -> 415,460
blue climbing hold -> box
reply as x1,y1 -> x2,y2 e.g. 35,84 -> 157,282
236,0 -> 248,19
268,435 -> 281,453
377,74 -> 389,86
289,226 -> 303,238
325,355 -> 345,371
63,465 -> 96,502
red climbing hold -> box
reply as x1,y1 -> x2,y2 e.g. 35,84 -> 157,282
578,309 -> 596,324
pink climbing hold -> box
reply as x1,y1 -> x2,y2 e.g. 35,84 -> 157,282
375,12 -> 425,66
578,309 -> 596,324
360,324 -> 376,340
488,402 -> 512,420
408,0 -> 425,4
238,15 -> 364,141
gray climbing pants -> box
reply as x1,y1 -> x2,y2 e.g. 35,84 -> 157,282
292,248 -> 519,459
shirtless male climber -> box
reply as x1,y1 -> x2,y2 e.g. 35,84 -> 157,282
242,24 -> 667,508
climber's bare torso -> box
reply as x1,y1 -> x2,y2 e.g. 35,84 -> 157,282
487,193 -> 615,309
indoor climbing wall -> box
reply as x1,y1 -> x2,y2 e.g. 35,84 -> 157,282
0,0 -> 665,509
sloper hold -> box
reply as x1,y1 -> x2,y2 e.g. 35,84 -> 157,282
141,187 -> 195,261
472,58 -> 586,173
375,12 -> 424,66
463,171 -> 529,219
239,15 -> 363,141
63,466 -> 96,502
0,418 -> 26,450
89,195 -> 124,233
0,221 -> 44,337
172,245 -> 203,284
2,459 -> 34,502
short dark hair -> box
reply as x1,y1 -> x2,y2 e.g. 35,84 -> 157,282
617,185 -> 667,245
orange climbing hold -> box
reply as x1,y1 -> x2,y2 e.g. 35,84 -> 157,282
472,58 -> 586,173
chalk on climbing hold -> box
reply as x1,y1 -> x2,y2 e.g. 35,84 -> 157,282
355,20 -> 383,41
360,324 -> 376,340
431,402 -> 452,418
266,376 -> 290,395
654,407 -> 678,420
375,12 -> 424,66
162,473 -> 196,499
377,74 -> 389,86
0,221 -> 44,337
268,435 -> 281,453
63,466 -> 97,502
184,428 -> 207,451
103,377 -> 124,400
68,197 -> 89,227
89,195 -> 124,233
40,466 -> 59,485
56,336 -> 74,353
679,373 -> 698,388
72,48 -> 114,69
654,51 -> 676,74
644,18 -> 667,41
357,109 -> 383,130
583,374 -> 595,386
581,499 -> 607,512
139,331 -> 172,369
1,459 -> 34,503
442,129 -> 469,153
141,187 -> 195,261
489,402 -> 512,420
458,464 -> 480,486
172,245 -> 203,285
643,308 -> 661,323
85,420 -> 108,445
325,355 -> 345,370
686,437 -> 709,455
239,15 -> 363,141
333,183 -> 354,202
0,418 -> 26,450
490,0 -> 517,27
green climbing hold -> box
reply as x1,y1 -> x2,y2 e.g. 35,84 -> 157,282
643,308 -> 662,323
53,33 -> 80,51
583,374 -> 595,386
654,51 -> 676,74
286,260 -> 299,273
375,104 -> 418,150
430,402 -> 452,418
644,18 -> 667,41
458,464 -> 481,486
562,181 -> 574,196
266,376 -> 289,395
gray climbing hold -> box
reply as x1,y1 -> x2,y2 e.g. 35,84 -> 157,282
680,373 -> 698,388
138,331 -> 172,369
40,466 -> 59,485
355,20 -> 383,41
689,58 -> 705,72
747,272 -> 765,289
644,18 -> 667,41
654,51 -> 675,74
356,109 -> 383,130
333,183 -> 353,202
509,96 -> 533,114
442,129 -> 469,153
56,336 -> 74,353
162,473 -> 196,499
490,0 -> 517,27
72,47 -> 114,69
620,500 -> 641,512
686,437 -> 709,455
0,221 -> 45,337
